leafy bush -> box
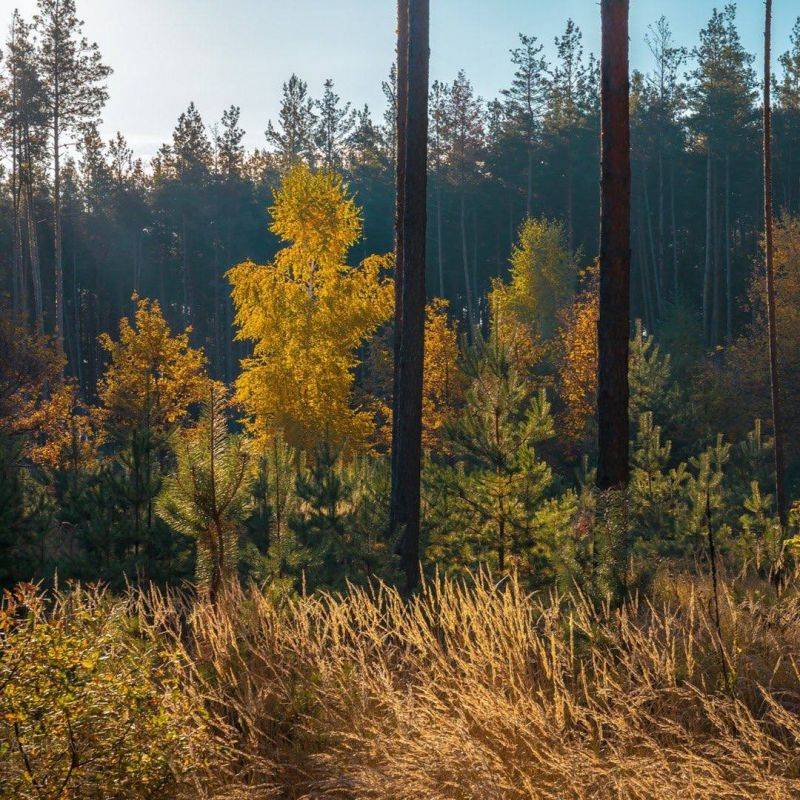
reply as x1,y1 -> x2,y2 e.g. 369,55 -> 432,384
0,584 -> 209,800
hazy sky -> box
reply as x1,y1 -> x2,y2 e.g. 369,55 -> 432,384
6,1 -> 799,160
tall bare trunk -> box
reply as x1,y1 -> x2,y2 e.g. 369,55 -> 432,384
723,151 -> 732,343
436,179 -> 444,296
703,147 -> 713,343
526,148 -> 533,219
461,192 -> 475,328
390,0 -> 409,527
391,0 -> 429,593
597,0 -> 631,492
53,102 -> 65,353
670,161 -> 679,298
24,176 -> 44,335
641,164 -> 662,317
763,0 -> 788,529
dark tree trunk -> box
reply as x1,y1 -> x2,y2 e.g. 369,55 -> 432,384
597,0 -> 630,492
725,151 -> 733,343
391,0 -> 429,593
703,147 -> 713,343
763,0 -> 788,528
390,0 -> 409,537
671,161 -> 679,298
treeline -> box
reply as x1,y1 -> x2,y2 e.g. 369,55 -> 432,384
2,4 -> 800,393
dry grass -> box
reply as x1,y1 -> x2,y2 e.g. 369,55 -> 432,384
143,571 -> 800,799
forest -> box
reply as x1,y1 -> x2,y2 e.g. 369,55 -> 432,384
1,0 -> 800,797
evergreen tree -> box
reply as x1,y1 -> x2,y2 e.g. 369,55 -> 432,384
157,386 -> 251,602
34,0 -> 111,356
265,74 -> 317,169
501,33 -> 548,218
314,77 -> 355,172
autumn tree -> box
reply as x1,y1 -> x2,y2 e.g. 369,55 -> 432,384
98,296 -> 207,566
229,164 -> 393,453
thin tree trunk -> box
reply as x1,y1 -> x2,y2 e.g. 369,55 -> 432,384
642,164 -> 662,317
711,161 -> 720,347
53,75 -> 65,355
763,0 -> 788,529
461,192 -> 475,328
725,151 -> 733,343
671,160 -> 679,299
436,179 -> 444,296
703,147 -> 713,343
637,212 -> 654,329
597,0 -> 631,492
391,0 -> 429,593
658,148 -> 665,302
24,176 -> 44,335
526,148 -> 533,219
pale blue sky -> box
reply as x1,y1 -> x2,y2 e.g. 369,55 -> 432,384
6,1 -> 799,160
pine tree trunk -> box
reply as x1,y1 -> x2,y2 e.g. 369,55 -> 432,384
461,192 -> 475,328
658,148 -> 665,301
642,164 -> 661,318
391,0 -> 429,593
24,176 -> 44,335
526,148 -> 533,219
597,0 -> 631,492
671,160 -> 679,298
725,151 -> 733,343
53,83 -> 65,354
437,179 -> 444,297
711,161 -> 720,347
703,147 -> 713,343
390,0 -> 409,530
763,0 -> 788,529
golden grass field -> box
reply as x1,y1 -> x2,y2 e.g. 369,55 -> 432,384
3,571 -> 800,799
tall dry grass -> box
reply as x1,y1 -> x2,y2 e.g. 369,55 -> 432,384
148,571 -> 800,800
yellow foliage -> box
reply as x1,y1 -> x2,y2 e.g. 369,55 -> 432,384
487,279 -> 545,376
229,164 -> 393,452
507,217 -> 579,337
97,296 -> 207,442
0,585 -> 210,799
0,313 -> 95,468
558,268 -> 599,446
422,298 -> 465,449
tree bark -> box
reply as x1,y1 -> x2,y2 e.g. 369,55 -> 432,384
597,0 -> 631,492
460,192 -> 475,328
725,151 -> 733,343
763,0 -> 788,528
390,0 -> 409,536
703,147 -> 713,343
670,161 -> 679,298
391,0 -> 429,593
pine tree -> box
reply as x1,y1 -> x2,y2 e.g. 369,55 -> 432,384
442,70 -> 484,326
314,78 -> 355,172
688,4 -> 757,345
501,33 -> 548,218
290,441 -> 391,591
430,333 -> 564,580
34,0 -> 111,356
265,74 -> 317,169
157,386 -> 251,602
